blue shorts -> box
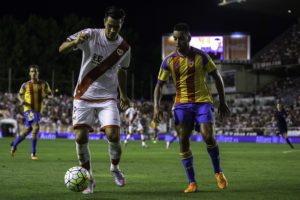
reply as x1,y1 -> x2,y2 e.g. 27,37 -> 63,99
24,110 -> 41,128
173,103 -> 214,132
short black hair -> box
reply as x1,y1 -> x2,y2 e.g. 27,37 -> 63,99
173,23 -> 190,34
29,64 -> 39,71
105,6 -> 126,21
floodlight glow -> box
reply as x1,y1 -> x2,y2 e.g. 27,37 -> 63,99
230,32 -> 245,38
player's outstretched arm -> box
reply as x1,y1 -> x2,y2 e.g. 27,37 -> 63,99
58,33 -> 89,54
271,116 -> 275,123
118,68 -> 130,111
211,70 -> 230,119
153,83 -> 164,123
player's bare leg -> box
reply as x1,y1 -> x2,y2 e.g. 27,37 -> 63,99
140,130 -> 148,148
152,129 -> 159,143
75,127 -> 95,194
124,132 -> 132,147
177,123 -> 197,193
106,127 -> 126,187
200,123 -> 228,189
283,133 -> 294,149
166,131 -> 178,149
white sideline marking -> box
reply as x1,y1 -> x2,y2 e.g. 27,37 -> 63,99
282,150 -> 299,154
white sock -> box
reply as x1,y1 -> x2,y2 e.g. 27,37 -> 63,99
110,163 -> 120,171
126,134 -> 131,140
76,142 -> 93,178
108,141 -> 122,171
141,135 -> 146,145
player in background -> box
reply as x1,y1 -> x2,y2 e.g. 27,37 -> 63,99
59,6 -> 130,194
153,23 -> 230,193
271,103 -> 294,149
151,120 -> 160,143
166,130 -> 178,149
123,102 -> 148,148
10,65 -> 52,160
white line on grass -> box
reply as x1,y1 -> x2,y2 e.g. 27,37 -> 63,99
282,150 -> 299,154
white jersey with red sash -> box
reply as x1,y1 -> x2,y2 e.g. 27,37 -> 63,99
125,107 -> 143,132
68,28 -> 130,131
125,107 -> 140,125
67,28 -> 131,101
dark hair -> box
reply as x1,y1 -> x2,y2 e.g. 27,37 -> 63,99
105,6 -> 126,21
173,23 -> 190,34
29,64 -> 39,71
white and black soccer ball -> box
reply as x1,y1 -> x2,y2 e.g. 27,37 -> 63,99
64,166 -> 91,192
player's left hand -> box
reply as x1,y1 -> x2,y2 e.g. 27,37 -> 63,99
218,102 -> 230,119
120,97 -> 130,110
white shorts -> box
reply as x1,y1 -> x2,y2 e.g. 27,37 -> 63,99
73,99 -> 120,132
128,121 -> 143,133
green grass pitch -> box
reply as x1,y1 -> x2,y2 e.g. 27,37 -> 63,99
0,137 -> 299,200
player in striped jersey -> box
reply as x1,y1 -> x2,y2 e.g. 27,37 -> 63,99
153,23 -> 230,193
151,120 -> 160,143
10,65 -> 52,160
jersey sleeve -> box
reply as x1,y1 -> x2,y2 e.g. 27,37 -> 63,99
206,59 -> 217,74
157,57 -> 171,84
19,83 -> 26,95
119,47 -> 131,70
44,81 -> 52,94
67,28 -> 92,50
200,52 -> 217,74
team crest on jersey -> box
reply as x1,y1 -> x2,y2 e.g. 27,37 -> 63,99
188,60 -> 194,67
117,48 -> 124,56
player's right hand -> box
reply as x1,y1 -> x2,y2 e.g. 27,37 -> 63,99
153,107 -> 164,123
120,97 -> 130,111
22,101 -> 31,107
74,32 -> 89,45
218,102 -> 230,119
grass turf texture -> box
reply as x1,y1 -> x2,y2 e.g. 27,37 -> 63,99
0,137 -> 299,200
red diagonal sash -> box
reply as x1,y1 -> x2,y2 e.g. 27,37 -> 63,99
130,112 -> 137,124
74,40 -> 130,99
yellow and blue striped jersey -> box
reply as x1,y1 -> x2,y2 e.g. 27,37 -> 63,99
19,80 -> 52,113
157,47 -> 217,105
151,121 -> 158,129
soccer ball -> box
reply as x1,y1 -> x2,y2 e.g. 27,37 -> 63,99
64,166 -> 91,192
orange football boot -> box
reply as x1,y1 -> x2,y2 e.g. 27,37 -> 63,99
184,182 -> 197,193
31,154 -> 38,160
215,172 -> 228,189
10,150 -> 15,158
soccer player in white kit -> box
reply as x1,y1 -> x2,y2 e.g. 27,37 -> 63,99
59,6 -> 130,194
124,102 -> 148,148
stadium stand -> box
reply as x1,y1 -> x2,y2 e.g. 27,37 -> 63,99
253,21 -> 300,69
